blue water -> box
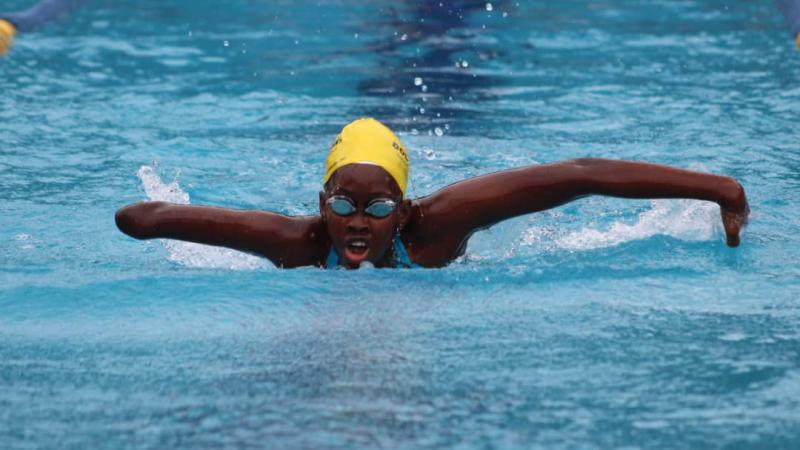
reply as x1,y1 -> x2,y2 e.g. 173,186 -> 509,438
2,0 -> 799,448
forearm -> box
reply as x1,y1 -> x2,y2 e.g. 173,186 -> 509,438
573,158 -> 744,208
115,201 -> 278,249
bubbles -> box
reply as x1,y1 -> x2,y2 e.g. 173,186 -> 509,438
223,40 -> 229,47
485,2 -> 494,11
434,127 -> 444,136
413,77 -> 423,86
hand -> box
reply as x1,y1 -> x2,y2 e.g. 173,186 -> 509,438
719,179 -> 749,247
0,19 -> 15,56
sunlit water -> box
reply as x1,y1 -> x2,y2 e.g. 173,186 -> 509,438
1,1 -> 799,448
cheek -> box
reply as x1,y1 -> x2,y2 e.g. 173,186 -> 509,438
370,217 -> 399,241
325,217 -> 348,244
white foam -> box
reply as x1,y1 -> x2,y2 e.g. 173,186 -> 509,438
523,199 -> 722,251
137,165 -> 269,270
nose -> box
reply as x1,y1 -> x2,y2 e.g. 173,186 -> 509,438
346,212 -> 370,235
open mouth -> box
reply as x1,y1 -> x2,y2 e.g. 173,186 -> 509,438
346,238 -> 369,255
343,238 -> 370,264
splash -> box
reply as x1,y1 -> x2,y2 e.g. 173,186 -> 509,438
556,199 -> 721,250
523,199 -> 722,251
137,165 -> 269,270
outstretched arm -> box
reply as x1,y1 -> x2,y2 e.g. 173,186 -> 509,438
415,158 -> 748,247
115,202 -> 326,267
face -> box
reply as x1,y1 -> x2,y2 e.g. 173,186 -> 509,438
319,164 -> 409,268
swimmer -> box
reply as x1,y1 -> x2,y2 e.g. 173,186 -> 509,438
115,118 -> 749,269
1,0 -> 86,55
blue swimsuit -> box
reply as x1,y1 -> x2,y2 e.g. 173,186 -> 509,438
325,236 -> 419,269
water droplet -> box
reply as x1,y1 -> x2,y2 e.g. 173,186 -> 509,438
414,77 -> 423,86
354,33 -> 359,39
503,11 -> 508,17
485,2 -> 493,11
421,85 -> 428,92
434,127 -> 444,136
400,33 -> 408,41
461,60 -> 469,68
411,128 -> 419,135
223,40 -> 229,47
419,107 -> 426,114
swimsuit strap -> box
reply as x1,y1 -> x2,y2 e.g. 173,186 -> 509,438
325,243 -> 340,269
392,236 -> 419,268
325,236 -> 418,269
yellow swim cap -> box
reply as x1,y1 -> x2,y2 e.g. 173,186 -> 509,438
0,19 -> 16,56
324,118 -> 410,196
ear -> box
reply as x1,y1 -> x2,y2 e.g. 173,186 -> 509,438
397,198 -> 412,230
319,190 -> 328,220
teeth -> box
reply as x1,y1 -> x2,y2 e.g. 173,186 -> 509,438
350,242 -> 366,248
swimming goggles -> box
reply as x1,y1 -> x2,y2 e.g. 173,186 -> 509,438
326,196 -> 396,218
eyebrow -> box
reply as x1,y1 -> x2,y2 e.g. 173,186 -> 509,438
331,187 -> 395,200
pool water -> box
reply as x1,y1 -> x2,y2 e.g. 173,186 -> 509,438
2,0 -> 799,448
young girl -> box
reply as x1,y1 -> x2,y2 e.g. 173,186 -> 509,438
115,118 -> 749,269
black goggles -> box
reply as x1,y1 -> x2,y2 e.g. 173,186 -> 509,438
326,196 -> 397,218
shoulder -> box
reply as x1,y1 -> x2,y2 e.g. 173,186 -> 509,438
400,200 -> 470,267
272,215 -> 330,268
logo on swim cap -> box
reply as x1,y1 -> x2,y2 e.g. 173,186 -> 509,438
323,118 -> 410,196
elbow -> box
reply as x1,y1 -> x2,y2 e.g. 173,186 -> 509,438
719,176 -> 747,209
115,201 -> 164,239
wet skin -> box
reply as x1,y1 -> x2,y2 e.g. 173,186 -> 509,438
115,158 -> 749,268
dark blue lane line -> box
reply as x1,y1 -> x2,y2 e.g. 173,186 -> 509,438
1,0 -> 87,32
777,0 -> 800,46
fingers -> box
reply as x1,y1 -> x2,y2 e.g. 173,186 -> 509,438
726,232 -> 740,247
721,210 -> 744,247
